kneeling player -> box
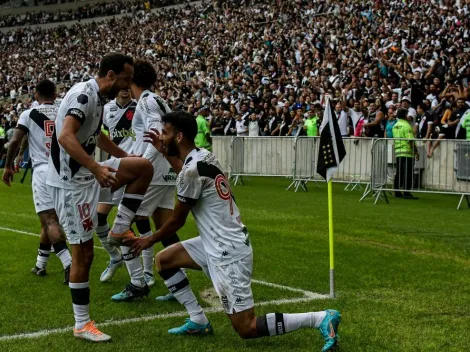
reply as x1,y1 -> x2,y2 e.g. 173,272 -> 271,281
129,111 -> 341,352
2,80 -> 72,283
46,53 -> 153,342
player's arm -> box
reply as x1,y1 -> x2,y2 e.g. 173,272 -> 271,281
97,131 -> 127,158
59,116 -> 117,187
129,200 -> 192,256
2,128 -> 26,186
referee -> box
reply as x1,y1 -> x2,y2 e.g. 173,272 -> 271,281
392,108 -> 419,200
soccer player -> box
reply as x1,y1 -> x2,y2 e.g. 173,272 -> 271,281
2,80 -> 72,283
109,59 -> 181,301
129,111 -> 341,352
46,53 -> 154,342
96,88 -> 137,282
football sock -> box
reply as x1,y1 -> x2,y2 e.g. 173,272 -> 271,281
52,241 -> 72,269
121,246 -> 145,288
135,219 -> 154,274
35,243 -> 50,269
112,194 -> 144,234
96,213 -> 122,262
70,282 -> 91,330
159,268 -> 208,325
256,311 -> 327,337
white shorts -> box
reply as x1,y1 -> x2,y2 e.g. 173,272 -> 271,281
136,185 -> 175,217
32,164 -> 54,213
49,158 -> 121,244
182,237 -> 254,314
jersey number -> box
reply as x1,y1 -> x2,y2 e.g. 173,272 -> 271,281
44,120 -> 55,137
215,174 -> 233,215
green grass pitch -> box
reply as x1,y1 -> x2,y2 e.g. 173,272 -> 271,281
0,173 -> 469,351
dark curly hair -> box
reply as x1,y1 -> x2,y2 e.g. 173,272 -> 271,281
132,59 -> 157,90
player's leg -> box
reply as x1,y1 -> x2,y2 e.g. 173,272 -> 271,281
158,238 -> 211,334
106,157 -> 153,242
96,202 -> 123,282
134,215 -> 155,286
215,253 -> 340,351
38,209 -> 72,283
31,224 -> 51,276
49,184 -> 111,341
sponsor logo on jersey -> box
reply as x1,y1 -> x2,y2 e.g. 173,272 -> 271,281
163,168 -> 177,182
110,128 -> 136,141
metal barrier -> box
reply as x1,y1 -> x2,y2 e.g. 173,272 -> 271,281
229,137 -> 295,185
370,138 -> 470,209
287,137 -> 374,192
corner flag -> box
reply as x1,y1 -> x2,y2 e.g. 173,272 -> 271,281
316,98 -> 346,298
316,99 -> 346,181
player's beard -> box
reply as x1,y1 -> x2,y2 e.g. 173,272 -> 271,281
166,138 -> 179,157
107,84 -> 120,99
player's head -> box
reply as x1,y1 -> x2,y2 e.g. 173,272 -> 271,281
131,59 -> 157,92
161,111 -> 197,157
98,53 -> 134,99
117,88 -> 131,101
35,80 -> 56,102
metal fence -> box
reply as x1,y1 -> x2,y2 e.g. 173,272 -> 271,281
369,138 -> 470,208
229,137 -> 295,185
194,136 -> 470,209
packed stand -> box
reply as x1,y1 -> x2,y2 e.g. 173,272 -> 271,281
1,0 -> 470,163
0,0 -> 188,28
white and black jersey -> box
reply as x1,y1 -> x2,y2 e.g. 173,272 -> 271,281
46,79 -> 104,190
132,90 -> 176,186
177,148 -> 252,266
103,98 -> 137,153
16,103 -> 57,168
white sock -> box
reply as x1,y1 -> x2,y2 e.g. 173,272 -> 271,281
52,242 -> 72,269
112,194 -> 144,234
282,311 -> 327,331
36,246 -> 50,269
265,311 -> 327,335
96,224 -> 122,262
162,269 -> 208,325
121,246 -> 145,287
140,231 -> 154,274
69,282 -> 91,330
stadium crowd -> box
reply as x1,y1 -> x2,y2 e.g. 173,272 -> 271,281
1,0 -> 470,165
0,0 -> 187,28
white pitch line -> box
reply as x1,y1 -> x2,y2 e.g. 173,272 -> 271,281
0,295 -> 327,341
0,226 -> 105,251
0,226 -> 330,342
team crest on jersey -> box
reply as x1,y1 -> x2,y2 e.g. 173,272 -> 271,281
125,110 -> 134,121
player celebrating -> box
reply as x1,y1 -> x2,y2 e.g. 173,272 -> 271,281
129,111 -> 341,352
46,53 -> 154,342
2,80 -> 72,283
108,59 -> 180,301
96,88 -> 137,282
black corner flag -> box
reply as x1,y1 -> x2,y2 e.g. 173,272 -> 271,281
316,98 -> 346,181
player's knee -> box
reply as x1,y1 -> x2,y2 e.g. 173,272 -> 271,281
155,249 -> 173,272
138,159 -> 153,177
233,323 -> 256,339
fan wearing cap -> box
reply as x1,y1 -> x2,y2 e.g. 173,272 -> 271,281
195,106 -> 212,151
400,96 -> 417,131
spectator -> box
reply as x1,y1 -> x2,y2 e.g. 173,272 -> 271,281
384,107 -> 397,138
392,108 -> 419,200
195,106 -> 212,151
248,113 -> 259,137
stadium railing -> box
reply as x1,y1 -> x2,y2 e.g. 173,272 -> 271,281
211,136 -> 470,209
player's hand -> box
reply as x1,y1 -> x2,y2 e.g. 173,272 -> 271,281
92,165 -> 118,188
127,236 -> 155,257
15,155 -> 23,169
144,128 -> 167,155
2,167 -> 15,187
